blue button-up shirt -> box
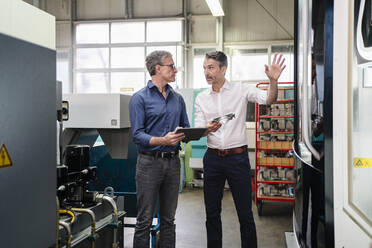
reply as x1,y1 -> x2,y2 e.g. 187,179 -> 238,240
129,81 -> 190,152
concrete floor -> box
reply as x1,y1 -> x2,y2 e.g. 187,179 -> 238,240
124,188 -> 293,248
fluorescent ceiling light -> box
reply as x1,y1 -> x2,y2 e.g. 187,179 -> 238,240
205,0 -> 224,16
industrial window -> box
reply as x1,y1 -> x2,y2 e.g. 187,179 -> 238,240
76,23 -> 109,44
224,44 -> 294,84
224,44 -> 294,123
111,22 -> 145,43
146,21 -> 183,42
231,48 -> 269,82
74,20 -> 184,94
271,45 -> 294,82
57,50 -> 71,93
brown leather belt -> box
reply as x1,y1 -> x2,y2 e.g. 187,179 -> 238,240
207,145 -> 247,157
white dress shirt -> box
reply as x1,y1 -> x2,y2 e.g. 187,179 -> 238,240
194,80 -> 267,149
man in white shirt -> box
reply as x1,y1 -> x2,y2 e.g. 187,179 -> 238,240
194,51 -> 285,248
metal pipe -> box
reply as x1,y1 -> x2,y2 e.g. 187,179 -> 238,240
102,196 -> 118,215
102,196 -> 119,248
301,0 -> 321,161
95,189 -> 119,248
127,0 -> 133,19
102,187 -> 118,248
71,208 -> 96,248
59,221 -> 72,248
59,209 -> 76,223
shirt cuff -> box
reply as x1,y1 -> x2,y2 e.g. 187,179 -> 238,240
136,132 -> 153,146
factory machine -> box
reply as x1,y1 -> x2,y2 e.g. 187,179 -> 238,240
0,2 -> 127,247
61,93 -> 164,247
57,93 -> 133,248
0,1 -> 57,247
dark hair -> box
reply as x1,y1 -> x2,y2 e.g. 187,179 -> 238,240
205,51 -> 228,68
146,50 -> 173,76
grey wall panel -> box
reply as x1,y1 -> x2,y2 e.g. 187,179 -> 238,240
45,0 -> 71,20
77,0 -> 125,19
56,22 -> 71,48
133,0 -> 182,17
191,17 -> 216,43
275,0 -> 294,35
224,0 -> 293,42
23,0 -> 33,5
0,33 -> 56,248
190,0 -> 210,15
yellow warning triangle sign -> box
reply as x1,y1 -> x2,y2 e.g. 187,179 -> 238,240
353,158 -> 372,168
355,159 -> 363,167
0,144 -> 13,168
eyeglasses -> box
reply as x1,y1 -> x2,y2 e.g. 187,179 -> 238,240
160,64 -> 176,70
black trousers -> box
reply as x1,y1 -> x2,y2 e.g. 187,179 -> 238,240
203,151 -> 257,248
133,153 -> 180,248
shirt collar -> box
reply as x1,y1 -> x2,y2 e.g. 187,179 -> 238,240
147,80 -> 156,89
208,79 -> 230,94
147,80 -> 174,94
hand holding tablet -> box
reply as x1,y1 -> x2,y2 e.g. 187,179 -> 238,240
175,128 -> 207,142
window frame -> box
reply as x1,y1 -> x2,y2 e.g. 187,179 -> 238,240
225,42 -> 294,84
73,18 -> 185,94
56,48 -> 73,94
190,42 -> 294,88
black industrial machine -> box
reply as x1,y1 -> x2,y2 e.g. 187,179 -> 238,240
57,145 -> 98,208
56,93 -> 126,248
293,0 -> 334,247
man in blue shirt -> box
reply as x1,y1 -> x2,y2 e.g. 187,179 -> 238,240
129,50 -> 190,248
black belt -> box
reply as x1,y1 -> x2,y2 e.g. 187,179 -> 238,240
139,150 -> 179,159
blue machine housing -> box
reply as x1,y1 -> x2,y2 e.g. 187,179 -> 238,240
88,138 -> 160,247
89,140 -> 138,217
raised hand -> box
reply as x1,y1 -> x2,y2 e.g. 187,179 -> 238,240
265,53 -> 286,81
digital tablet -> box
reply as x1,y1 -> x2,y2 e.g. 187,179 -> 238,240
176,128 -> 207,142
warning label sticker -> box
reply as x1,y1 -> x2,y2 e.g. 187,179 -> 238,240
0,144 -> 13,168
353,158 -> 372,168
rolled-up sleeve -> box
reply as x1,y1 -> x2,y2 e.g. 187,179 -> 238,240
129,94 -> 152,147
194,96 -> 207,127
244,83 -> 267,104
179,96 -> 190,128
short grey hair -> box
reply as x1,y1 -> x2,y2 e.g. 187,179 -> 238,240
205,51 -> 228,68
146,50 -> 173,76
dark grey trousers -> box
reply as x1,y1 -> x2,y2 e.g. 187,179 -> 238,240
133,153 -> 181,248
